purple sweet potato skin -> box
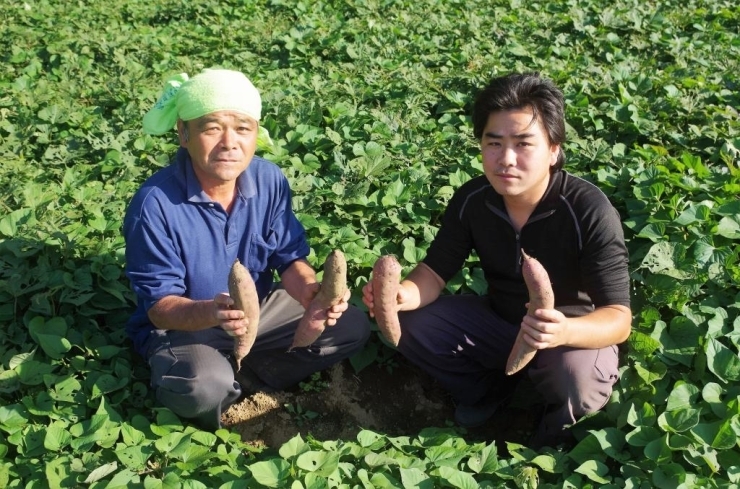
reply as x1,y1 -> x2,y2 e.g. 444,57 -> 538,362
290,250 -> 348,350
228,259 -> 260,371
372,255 -> 403,347
505,250 -> 555,375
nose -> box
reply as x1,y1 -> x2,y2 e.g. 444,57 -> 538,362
220,128 -> 237,149
500,146 -> 516,167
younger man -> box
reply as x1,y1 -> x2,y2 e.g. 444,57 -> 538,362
363,72 -> 631,447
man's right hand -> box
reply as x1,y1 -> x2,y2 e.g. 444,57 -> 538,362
214,292 -> 248,337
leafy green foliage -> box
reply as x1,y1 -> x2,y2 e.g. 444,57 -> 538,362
0,0 -> 738,486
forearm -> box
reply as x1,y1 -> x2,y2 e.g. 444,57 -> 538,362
280,259 -> 318,308
148,295 -> 219,331
564,305 -> 632,349
398,263 -> 445,311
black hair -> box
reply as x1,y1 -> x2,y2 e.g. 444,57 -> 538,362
472,72 -> 566,170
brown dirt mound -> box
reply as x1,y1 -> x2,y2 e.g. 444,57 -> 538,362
221,354 -> 542,451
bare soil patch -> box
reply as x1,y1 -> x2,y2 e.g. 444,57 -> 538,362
221,353 -> 543,452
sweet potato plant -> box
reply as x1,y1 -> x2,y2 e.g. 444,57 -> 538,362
0,0 -> 738,487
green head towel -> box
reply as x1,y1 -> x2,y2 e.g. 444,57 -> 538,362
143,68 -> 272,149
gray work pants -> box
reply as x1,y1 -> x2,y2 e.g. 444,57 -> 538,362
397,295 -> 619,438
145,286 -> 371,430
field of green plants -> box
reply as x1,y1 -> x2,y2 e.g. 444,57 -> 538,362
1,0 -> 739,486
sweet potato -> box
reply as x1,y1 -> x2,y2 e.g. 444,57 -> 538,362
228,259 -> 260,371
371,255 -> 403,347
505,250 -> 555,375
289,249 -> 348,350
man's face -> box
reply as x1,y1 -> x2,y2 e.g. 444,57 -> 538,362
480,108 -> 560,203
178,111 -> 258,188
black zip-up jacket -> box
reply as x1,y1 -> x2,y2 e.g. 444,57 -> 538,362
423,170 -> 631,326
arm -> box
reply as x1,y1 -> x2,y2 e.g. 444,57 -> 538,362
398,263 -> 446,311
147,293 -> 247,336
363,262 -> 446,315
520,304 -> 631,350
280,258 -> 349,325
280,258 -> 320,309
518,180 -> 632,351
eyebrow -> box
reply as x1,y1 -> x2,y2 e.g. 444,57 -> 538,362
196,116 -> 256,127
483,131 -> 536,139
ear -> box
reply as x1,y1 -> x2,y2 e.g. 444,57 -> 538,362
176,120 -> 188,148
550,144 -> 560,166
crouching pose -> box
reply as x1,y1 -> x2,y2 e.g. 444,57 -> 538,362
124,69 -> 370,429
363,72 -> 631,448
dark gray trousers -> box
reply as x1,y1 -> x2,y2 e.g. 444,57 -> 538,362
398,295 -> 619,437
146,286 -> 371,429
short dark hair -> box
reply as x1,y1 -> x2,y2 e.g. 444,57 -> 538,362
472,72 -> 566,170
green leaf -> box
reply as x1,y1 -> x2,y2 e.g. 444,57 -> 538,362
399,467 -> 433,488
248,459 -> 290,488
706,338 -> 740,382
0,208 -> 33,237
658,408 -> 701,433
626,402 -> 657,428
16,360 -> 56,385
652,463 -> 687,489
106,469 -> 140,488
425,445 -> 465,468
295,450 -> 340,477
402,237 -> 426,264
665,382 -> 700,411
279,433 -> 308,459
644,434 -> 672,465
357,430 -> 387,449
27,316 -> 71,360
467,442 -> 498,473
150,409 -> 184,436
574,460 -> 611,484
90,373 -> 128,399
44,421 -> 72,452
154,433 -> 192,459
84,462 -> 118,484
716,215 -> 740,239
116,445 -> 154,471
45,456 -> 71,489
625,426 -> 662,447
437,466 -> 479,489
690,419 -> 738,449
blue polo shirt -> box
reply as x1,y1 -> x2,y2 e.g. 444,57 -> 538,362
123,147 -> 310,356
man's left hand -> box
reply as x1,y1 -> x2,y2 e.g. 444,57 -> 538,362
520,307 -> 570,350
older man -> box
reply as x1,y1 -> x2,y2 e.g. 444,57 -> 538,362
124,69 -> 370,429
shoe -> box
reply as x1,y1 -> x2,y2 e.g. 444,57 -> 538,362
528,405 -> 576,450
454,390 -> 513,428
454,373 -> 520,428
233,367 -> 276,395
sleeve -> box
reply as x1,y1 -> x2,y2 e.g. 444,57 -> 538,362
579,201 -> 631,308
266,174 -> 310,275
123,192 -> 187,312
422,188 -> 474,283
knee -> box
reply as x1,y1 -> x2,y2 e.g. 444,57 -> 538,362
155,368 -> 237,420
530,347 -> 619,416
337,306 -> 372,346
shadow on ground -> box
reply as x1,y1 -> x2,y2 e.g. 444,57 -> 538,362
222,355 -> 544,454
